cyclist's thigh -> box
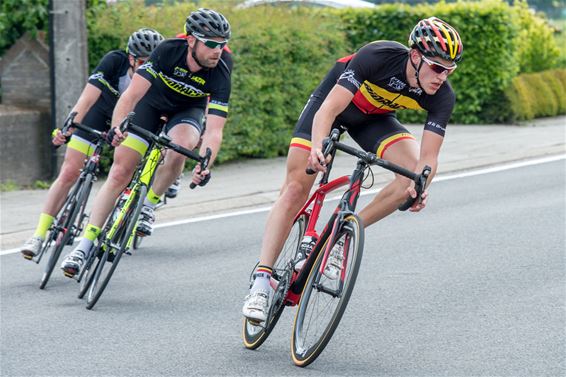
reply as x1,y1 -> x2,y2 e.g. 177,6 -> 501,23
164,107 -> 205,149
346,112 -> 417,161
121,98 -> 162,157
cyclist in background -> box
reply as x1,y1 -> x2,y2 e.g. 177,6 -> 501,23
242,17 -> 464,322
20,28 -> 164,259
162,30 -> 233,200
60,8 -> 233,277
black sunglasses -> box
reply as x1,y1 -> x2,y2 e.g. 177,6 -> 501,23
194,35 -> 228,50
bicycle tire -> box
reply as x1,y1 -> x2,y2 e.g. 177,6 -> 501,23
243,213 -> 308,350
86,185 -> 147,310
291,214 -> 364,367
39,173 -> 93,289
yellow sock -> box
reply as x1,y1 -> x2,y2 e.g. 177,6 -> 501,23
146,187 -> 161,206
84,224 -> 101,241
33,213 -> 55,239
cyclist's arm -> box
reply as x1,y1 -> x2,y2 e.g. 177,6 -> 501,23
310,85 -> 354,170
417,130 -> 443,185
198,114 -> 226,167
111,73 -> 151,129
71,83 -> 102,124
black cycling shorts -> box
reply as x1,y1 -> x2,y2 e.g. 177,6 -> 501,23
130,96 -> 206,140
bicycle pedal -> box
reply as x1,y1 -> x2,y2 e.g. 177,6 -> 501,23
21,253 -> 33,261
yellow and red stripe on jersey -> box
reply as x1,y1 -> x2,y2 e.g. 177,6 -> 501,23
290,137 -> 311,151
354,82 -> 424,115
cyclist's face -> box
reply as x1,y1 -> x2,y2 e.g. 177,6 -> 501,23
128,55 -> 148,71
412,51 -> 455,95
189,36 -> 224,68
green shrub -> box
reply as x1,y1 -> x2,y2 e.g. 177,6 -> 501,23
505,69 -> 566,121
0,0 -> 48,56
87,1 -> 349,163
513,1 -> 561,73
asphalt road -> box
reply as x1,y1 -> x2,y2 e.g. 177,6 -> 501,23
1,160 -> 564,376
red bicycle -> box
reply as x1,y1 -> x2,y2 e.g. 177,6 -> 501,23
242,128 -> 430,367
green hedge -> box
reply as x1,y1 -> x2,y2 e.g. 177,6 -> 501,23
87,1 -> 349,163
0,0 -> 48,56
505,69 -> 566,121
2,0 -> 564,168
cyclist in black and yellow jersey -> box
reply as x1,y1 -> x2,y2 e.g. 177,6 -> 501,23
61,8 -> 233,277
243,17 -> 464,322
20,28 -> 164,259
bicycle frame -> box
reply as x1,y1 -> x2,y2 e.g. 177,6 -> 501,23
103,143 -> 163,252
283,157 -> 368,306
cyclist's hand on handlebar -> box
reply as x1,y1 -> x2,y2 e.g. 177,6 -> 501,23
405,184 -> 428,212
51,129 -> 70,146
308,146 -> 331,173
192,164 -> 211,187
106,127 -> 126,147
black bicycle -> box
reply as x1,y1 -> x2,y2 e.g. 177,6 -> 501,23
78,116 -> 211,309
24,113 -> 117,290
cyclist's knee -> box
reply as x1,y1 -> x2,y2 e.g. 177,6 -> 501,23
107,162 -> 134,187
281,180 -> 310,207
58,164 -> 81,185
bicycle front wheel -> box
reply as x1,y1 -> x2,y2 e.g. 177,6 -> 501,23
40,173 -> 93,290
291,214 -> 364,367
86,186 -> 146,310
243,213 -> 309,350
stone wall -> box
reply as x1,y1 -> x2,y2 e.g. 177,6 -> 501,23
0,33 -> 50,110
0,105 -> 52,185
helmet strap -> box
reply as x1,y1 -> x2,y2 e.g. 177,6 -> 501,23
410,56 -> 425,92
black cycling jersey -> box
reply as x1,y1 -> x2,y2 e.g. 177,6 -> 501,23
137,38 -> 232,118
336,40 -> 455,136
87,50 -> 131,117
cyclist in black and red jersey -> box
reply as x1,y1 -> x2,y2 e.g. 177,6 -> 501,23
243,17 -> 464,322
20,28 -> 164,259
60,8 -> 233,277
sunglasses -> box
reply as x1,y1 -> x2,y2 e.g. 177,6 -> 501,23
194,35 -> 228,50
422,55 -> 457,75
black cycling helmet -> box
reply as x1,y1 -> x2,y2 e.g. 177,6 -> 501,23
184,8 -> 231,39
127,28 -> 164,58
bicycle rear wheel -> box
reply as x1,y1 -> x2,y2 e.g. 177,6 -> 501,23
85,186 -> 146,310
40,173 -> 93,290
243,213 -> 308,350
291,214 -> 364,367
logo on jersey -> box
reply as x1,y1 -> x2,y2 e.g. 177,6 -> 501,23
173,67 -> 188,78
190,75 -> 206,85
158,73 -> 208,98
365,85 -> 409,110
140,62 -> 158,78
409,87 -> 423,96
388,77 -> 406,91
339,69 -> 361,89
90,72 -> 119,97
